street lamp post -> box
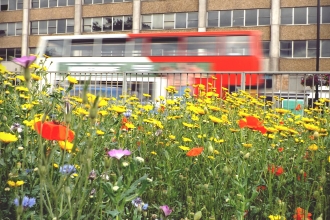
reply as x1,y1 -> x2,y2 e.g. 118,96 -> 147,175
315,0 -> 320,101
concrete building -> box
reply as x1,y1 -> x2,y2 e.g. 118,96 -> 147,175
0,0 -> 330,72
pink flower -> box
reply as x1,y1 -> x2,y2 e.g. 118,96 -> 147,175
160,205 -> 172,217
12,55 -> 37,68
107,149 -> 131,160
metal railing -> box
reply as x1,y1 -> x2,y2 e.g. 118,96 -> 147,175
39,71 -> 330,108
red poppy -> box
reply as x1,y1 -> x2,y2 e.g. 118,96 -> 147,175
278,147 -> 284,152
297,172 -> 307,181
34,121 -> 74,142
293,207 -> 312,220
186,147 -> 204,157
268,165 -> 284,176
239,116 -> 267,134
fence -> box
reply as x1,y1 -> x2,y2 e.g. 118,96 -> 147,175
45,71 -> 330,108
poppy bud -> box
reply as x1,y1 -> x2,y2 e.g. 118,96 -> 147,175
207,143 -> 214,154
313,190 -> 320,198
65,186 -> 71,195
194,211 -> 202,220
313,131 -> 319,138
243,153 -> 250,159
223,166 -> 231,174
64,113 -> 71,124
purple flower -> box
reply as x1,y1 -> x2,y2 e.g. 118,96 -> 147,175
14,196 -> 36,208
12,55 -> 37,68
59,164 -> 76,175
132,197 -> 143,207
108,149 -> 131,160
160,205 -> 172,217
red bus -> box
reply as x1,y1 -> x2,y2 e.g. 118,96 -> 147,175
37,30 -> 263,99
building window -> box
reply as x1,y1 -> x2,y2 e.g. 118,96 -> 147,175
207,9 -> 270,28
0,48 -> 21,61
30,19 -> 74,35
29,47 -> 37,55
322,6 -> 330,23
262,41 -> 270,57
281,7 -> 330,24
321,40 -> 330,57
83,16 -> 132,32
84,0 -> 132,4
0,22 -> 23,36
31,0 -> 74,8
280,40 -> 330,58
141,13 -> 198,30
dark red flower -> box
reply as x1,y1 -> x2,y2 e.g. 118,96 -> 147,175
34,121 -> 74,142
256,185 -> 267,192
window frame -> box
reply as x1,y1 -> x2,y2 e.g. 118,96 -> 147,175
0,22 -> 22,36
84,0 -> 132,4
30,19 -> 74,35
83,16 -> 132,32
280,40 -> 330,58
281,6 -> 330,25
207,9 -> 270,28
0,48 -> 21,61
31,0 -> 75,8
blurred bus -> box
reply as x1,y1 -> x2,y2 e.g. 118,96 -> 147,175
36,31 -> 263,100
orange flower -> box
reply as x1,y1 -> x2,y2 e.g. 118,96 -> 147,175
295,104 -> 301,111
34,121 -> 74,142
186,147 -> 204,157
293,207 -> 312,220
239,116 -> 267,134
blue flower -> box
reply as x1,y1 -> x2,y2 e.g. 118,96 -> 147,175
59,164 -> 76,175
14,196 -> 36,208
123,110 -> 132,118
142,203 -> 148,210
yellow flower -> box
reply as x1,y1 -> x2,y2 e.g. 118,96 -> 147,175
110,106 -> 126,113
31,73 -> 41,81
209,115 -> 222,123
275,108 -> 290,114
125,122 -> 135,129
143,93 -> 151,97
96,130 -> 105,135
53,163 -> 59,168
179,146 -> 190,151
67,76 -> 78,84
303,123 -> 320,131
308,144 -> 318,151
182,137 -> 192,142
208,156 -> 215,160
268,215 -> 284,220
151,151 -> 157,155
213,150 -> 220,154
21,103 -> 34,110
15,75 -> 25,81
242,143 -> 252,148
58,141 -> 74,153
98,99 -> 108,107
7,180 -> 24,187
0,132 -> 18,143
183,122 -> 194,128
169,135 -> 176,140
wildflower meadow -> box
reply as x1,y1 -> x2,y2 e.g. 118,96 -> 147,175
0,55 -> 329,220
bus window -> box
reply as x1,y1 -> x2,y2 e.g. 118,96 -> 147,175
186,36 -> 217,56
70,39 -> 94,57
125,38 -> 143,57
226,36 -> 250,55
45,40 -> 64,57
102,38 -> 126,57
150,37 -> 178,56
